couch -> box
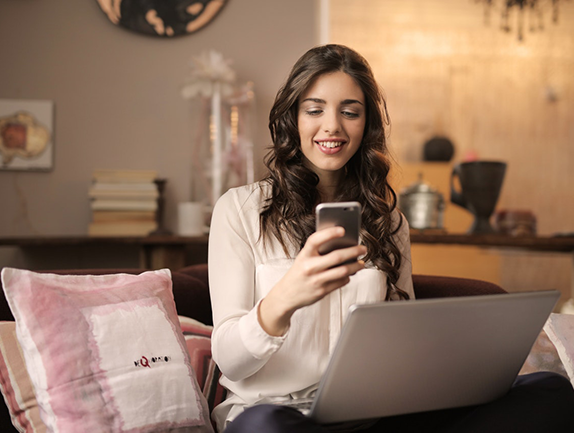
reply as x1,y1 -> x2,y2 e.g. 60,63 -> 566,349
0,264 -> 507,432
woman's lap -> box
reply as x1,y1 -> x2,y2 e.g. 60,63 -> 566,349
223,405 -> 325,433
224,372 -> 574,433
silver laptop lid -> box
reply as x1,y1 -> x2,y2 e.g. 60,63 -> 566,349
309,290 -> 560,424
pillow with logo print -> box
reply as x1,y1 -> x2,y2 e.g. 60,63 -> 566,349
0,317 -> 224,433
1,267 -> 213,433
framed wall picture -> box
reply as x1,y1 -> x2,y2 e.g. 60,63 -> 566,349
96,0 -> 228,37
0,99 -> 54,172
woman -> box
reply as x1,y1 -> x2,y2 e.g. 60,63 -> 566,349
208,45 -> 574,432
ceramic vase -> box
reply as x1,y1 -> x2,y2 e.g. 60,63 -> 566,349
450,161 -> 507,234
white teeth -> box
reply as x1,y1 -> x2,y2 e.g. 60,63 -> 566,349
318,141 -> 343,148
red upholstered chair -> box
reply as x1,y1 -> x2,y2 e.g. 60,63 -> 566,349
0,265 -> 507,324
173,265 -> 509,323
0,264 -> 507,432
412,274 -> 507,299
177,264 -> 508,302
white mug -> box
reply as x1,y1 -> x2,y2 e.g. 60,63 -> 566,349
177,202 -> 205,236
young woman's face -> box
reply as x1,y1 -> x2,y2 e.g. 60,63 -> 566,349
297,71 -> 366,182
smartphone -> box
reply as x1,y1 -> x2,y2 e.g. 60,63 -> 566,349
315,202 -> 361,257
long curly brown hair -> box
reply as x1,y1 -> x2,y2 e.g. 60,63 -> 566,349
260,44 -> 409,300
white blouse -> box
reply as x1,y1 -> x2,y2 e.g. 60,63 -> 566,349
208,182 -> 414,431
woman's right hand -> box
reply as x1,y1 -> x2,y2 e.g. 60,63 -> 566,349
258,226 -> 367,336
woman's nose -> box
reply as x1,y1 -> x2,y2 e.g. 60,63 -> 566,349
323,111 -> 341,135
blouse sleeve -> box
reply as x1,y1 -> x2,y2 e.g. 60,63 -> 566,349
208,189 -> 287,382
392,212 -> 415,300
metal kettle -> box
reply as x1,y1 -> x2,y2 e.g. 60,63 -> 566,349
398,173 -> 445,230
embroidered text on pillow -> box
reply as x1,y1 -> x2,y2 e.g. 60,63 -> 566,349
134,355 -> 173,367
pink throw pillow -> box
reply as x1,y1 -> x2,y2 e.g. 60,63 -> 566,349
1,268 -> 213,433
1,316 -> 224,433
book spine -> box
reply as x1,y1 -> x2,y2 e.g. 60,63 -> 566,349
91,200 -> 158,211
88,170 -> 163,236
92,210 -> 156,223
88,190 -> 159,200
90,182 -> 158,191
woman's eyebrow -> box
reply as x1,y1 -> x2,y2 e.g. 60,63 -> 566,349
301,98 -> 326,104
300,98 -> 364,106
341,99 -> 364,106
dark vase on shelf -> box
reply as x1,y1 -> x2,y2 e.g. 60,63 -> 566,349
450,161 -> 507,235
149,178 -> 172,236
423,136 -> 455,162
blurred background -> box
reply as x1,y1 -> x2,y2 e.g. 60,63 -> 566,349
0,0 -> 572,305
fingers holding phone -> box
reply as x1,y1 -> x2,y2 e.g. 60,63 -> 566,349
258,203 -> 365,336
316,202 -> 362,267
303,226 -> 366,274
259,226 -> 365,336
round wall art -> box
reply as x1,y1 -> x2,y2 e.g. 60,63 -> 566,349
96,0 -> 228,37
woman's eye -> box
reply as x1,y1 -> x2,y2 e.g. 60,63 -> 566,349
342,111 -> 359,118
305,109 -> 323,116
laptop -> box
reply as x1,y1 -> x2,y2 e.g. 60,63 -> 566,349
297,290 -> 559,424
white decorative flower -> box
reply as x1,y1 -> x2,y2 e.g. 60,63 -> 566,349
181,50 -> 236,99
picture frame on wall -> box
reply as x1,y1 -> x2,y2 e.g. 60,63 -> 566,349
0,99 -> 54,172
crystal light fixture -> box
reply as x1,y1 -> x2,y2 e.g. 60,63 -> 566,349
478,0 -> 568,41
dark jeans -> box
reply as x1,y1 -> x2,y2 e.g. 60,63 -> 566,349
224,372 -> 574,432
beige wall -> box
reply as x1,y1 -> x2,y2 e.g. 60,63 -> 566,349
0,0 -> 319,267
2,0 -> 572,299
331,0 -> 574,302
331,0 -> 574,234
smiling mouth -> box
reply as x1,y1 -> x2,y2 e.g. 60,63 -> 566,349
316,140 -> 346,149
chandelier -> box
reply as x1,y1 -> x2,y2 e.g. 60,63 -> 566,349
477,0 -> 569,41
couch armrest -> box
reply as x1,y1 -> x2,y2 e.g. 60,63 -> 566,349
172,266 -> 212,325
413,274 -> 507,299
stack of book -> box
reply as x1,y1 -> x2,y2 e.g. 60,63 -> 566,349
88,169 -> 159,236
